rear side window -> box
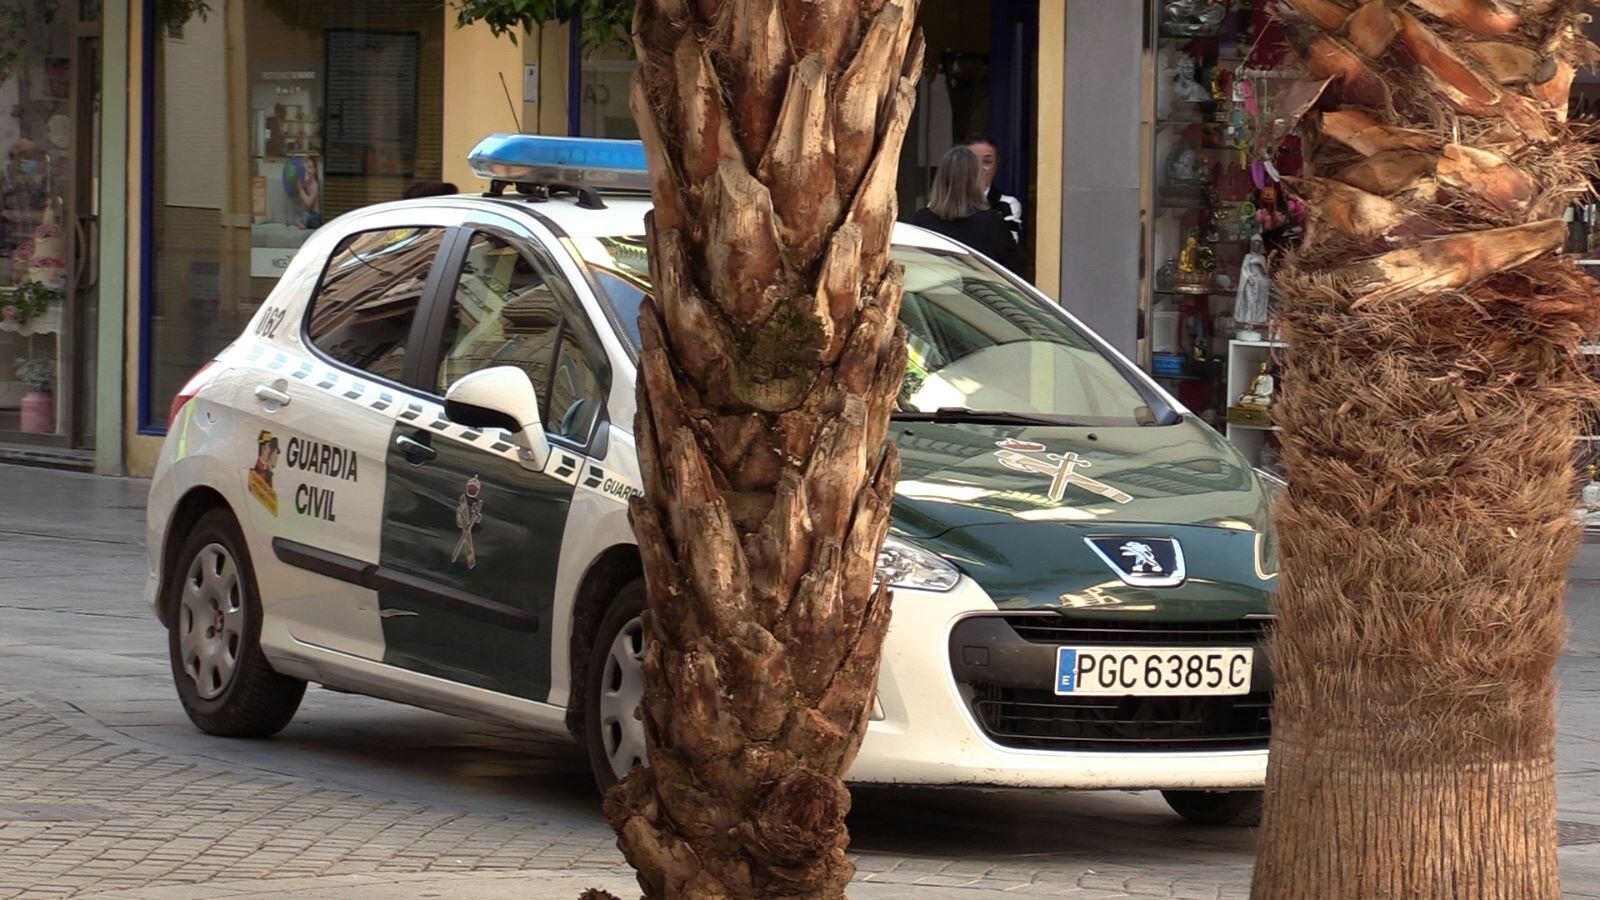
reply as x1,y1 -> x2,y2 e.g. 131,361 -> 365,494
305,227 -> 446,381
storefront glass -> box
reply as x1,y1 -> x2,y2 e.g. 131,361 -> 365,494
1,2 -> 100,444
574,42 -> 637,140
143,0 -> 445,430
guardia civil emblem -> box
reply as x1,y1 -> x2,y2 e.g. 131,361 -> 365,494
992,441 -> 1132,505
452,475 -> 484,569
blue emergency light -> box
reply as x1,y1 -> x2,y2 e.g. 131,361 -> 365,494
467,134 -> 650,193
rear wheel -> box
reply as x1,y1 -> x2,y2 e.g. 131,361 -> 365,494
166,508 -> 305,737
1161,789 -> 1263,826
583,579 -> 647,793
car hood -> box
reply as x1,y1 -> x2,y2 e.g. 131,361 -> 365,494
889,417 -> 1275,615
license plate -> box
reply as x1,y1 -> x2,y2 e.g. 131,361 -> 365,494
1054,647 -> 1253,696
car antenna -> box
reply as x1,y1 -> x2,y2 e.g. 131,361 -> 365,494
498,72 -> 522,133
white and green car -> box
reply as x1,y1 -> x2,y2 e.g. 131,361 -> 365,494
145,136 -> 1278,826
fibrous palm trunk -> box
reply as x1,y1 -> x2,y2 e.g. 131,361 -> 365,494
604,1 -> 921,898
1257,1 -> 1600,896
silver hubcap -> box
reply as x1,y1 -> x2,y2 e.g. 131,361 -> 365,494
599,616 -> 646,780
178,543 -> 244,700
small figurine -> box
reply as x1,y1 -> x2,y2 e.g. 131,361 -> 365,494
1157,257 -> 1179,291
1584,463 -> 1600,511
1163,0 -> 1227,37
1165,146 -> 1207,188
1178,231 -> 1215,276
1172,55 -> 1213,104
1237,361 -> 1276,409
1234,234 -> 1270,340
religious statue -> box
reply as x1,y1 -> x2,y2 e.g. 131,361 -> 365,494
1178,232 -> 1214,276
1165,146 -> 1207,189
1173,232 -> 1215,292
1584,463 -> 1600,513
1237,361 -> 1276,409
1172,55 -> 1213,104
1227,360 -> 1276,427
1163,0 -> 1226,37
1234,235 -> 1270,340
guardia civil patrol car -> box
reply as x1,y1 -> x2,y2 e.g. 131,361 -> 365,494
145,136 -> 1278,827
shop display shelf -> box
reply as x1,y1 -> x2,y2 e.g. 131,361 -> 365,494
1153,286 -> 1222,296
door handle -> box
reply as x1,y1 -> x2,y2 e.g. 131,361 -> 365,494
395,433 -> 436,465
254,384 -> 291,408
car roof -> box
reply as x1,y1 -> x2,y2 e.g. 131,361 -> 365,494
355,191 -> 973,253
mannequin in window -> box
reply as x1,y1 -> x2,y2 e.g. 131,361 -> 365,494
910,146 -> 1027,277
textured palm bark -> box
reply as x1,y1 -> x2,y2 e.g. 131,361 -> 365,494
1257,1 -> 1600,897
603,2 -> 921,898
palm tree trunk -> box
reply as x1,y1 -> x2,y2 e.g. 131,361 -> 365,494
1258,2 -> 1600,896
604,1 -> 921,897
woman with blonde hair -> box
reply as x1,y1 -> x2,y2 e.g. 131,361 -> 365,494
910,145 -> 1026,276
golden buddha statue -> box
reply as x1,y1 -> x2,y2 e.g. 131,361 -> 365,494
1179,232 -> 1214,272
1237,361 -> 1276,409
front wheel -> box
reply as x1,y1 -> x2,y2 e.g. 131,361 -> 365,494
166,507 -> 305,737
1161,789 -> 1263,826
583,579 -> 648,793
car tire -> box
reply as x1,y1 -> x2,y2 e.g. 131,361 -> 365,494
583,578 -> 648,794
1160,789 -> 1263,827
166,507 -> 305,737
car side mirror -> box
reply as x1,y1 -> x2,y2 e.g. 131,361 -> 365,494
443,366 -> 551,468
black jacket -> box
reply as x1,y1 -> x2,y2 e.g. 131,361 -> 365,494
909,206 -> 1028,278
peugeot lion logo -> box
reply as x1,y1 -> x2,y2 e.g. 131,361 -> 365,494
1119,541 -> 1163,574
1085,536 -> 1187,588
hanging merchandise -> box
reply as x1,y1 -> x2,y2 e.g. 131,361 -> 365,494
1143,0 -> 1309,466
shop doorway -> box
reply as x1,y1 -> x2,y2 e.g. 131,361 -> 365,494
0,3 -> 102,453
898,0 -> 1038,276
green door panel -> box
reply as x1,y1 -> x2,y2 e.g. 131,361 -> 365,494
379,425 -> 573,700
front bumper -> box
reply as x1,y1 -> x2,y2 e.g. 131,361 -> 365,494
849,578 -> 1270,790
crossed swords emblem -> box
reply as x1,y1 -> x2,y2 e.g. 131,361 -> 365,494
452,475 -> 484,569
993,444 -> 1132,505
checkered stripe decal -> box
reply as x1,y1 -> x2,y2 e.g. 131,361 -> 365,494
237,341 -> 641,503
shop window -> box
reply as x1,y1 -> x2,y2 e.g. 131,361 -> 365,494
1,3 -> 92,443
143,0 -> 445,431
574,41 -> 638,140
305,226 -> 444,381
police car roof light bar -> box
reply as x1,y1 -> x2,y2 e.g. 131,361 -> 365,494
467,134 -> 651,197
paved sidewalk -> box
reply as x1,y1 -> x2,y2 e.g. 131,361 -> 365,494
1,464 -> 1598,898
0,692 -> 1252,899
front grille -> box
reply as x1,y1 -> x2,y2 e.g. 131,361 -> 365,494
1002,614 -> 1270,646
971,685 -> 1272,752
954,614 -> 1274,752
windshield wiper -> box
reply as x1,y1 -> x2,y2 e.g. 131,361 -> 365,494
891,407 -> 1084,427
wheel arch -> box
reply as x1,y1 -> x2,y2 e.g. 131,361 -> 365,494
564,543 -> 643,739
157,486 -> 238,628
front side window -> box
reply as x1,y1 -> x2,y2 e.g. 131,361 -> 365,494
305,226 -> 445,381
574,237 -> 1160,427
436,231 -> 607,442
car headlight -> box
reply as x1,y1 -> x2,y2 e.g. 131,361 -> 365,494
1252,468 -> 1282,578
875,535 -> 961,592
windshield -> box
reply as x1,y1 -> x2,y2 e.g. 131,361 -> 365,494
571,236 -> 1163,427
